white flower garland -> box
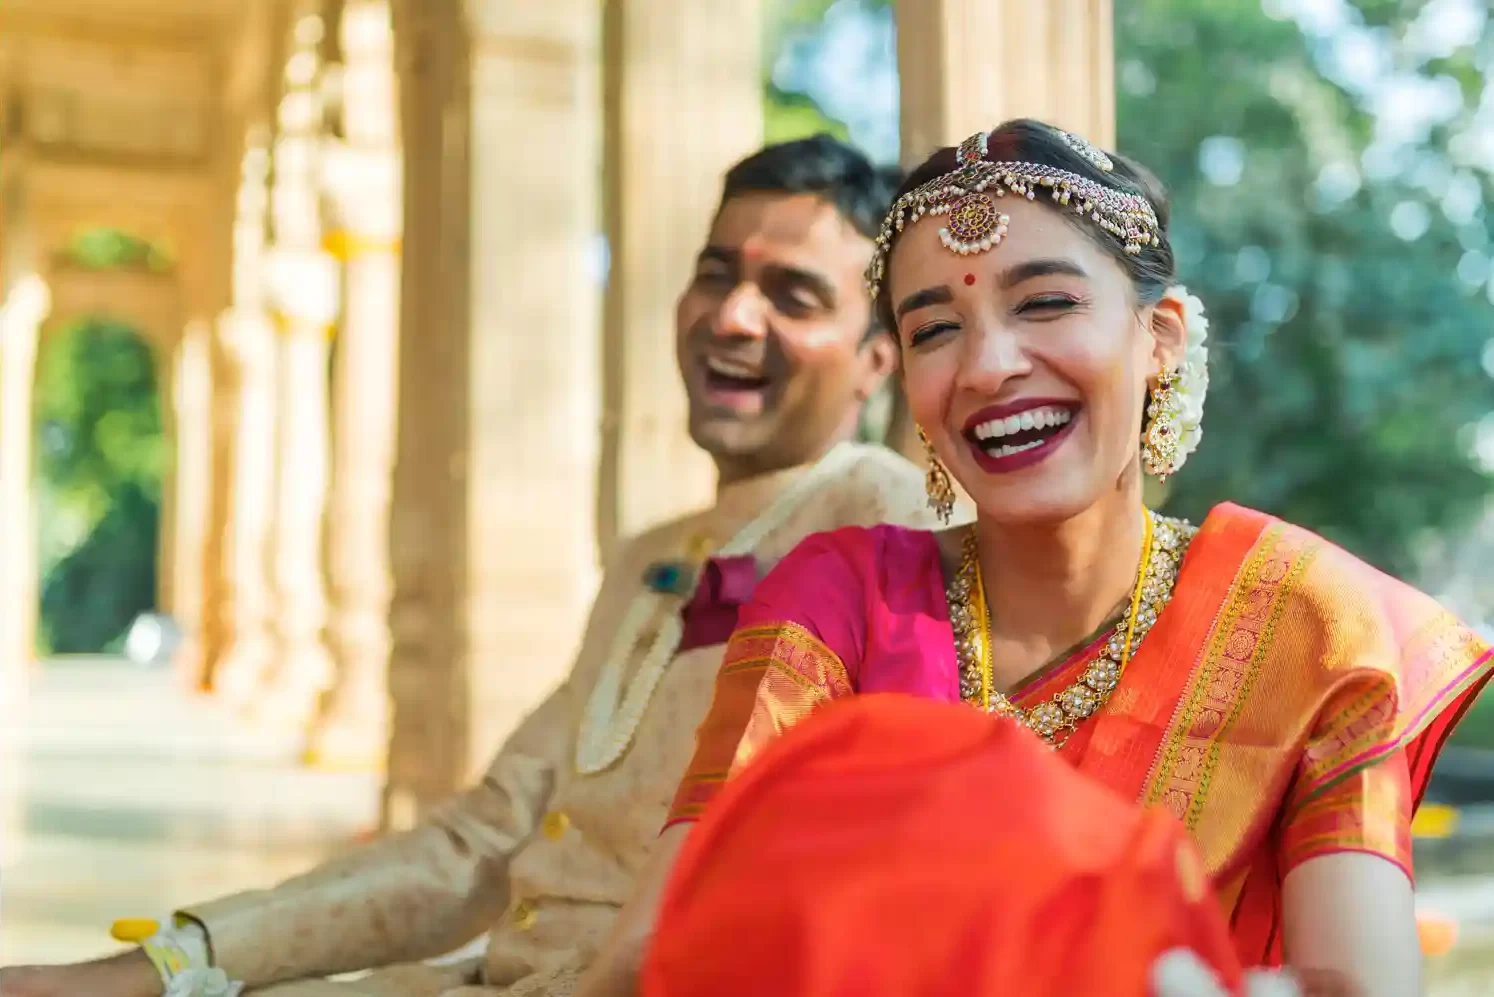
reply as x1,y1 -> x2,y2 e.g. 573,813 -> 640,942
1158,284 -> 1210,473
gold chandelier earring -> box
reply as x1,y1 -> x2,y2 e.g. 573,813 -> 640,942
917,425 -> 956,523
1140,369 -> 1181,481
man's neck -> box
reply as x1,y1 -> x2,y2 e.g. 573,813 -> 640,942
976,472 -> 1148,657
712,428 -> 858,498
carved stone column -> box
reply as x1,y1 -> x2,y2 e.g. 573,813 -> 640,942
255,14 -> 340,729
0,273 -> 49,692
307,0 -> 400,770
210,306 -> 280,709
597,0 -> 763,550
889,0 -> 1115,458
210,137 -> 281,707
158,321 -> 213,662
383,0 -> 601,825
895,0 -> 1115,163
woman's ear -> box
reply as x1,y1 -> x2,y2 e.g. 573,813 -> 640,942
1149,295 -> 1187,373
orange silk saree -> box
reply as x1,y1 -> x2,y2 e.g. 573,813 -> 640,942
666,503 -> 1493,967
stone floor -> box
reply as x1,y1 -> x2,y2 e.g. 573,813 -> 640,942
0,659 -> 378,964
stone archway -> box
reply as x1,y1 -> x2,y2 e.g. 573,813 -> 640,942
0,208 -> 213,688
43,225 -> 209,656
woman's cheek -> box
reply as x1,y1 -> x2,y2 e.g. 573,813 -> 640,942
900,357 -> 950,427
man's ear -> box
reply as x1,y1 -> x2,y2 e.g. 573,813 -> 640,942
856,330 -> 899,401
1149,295 -> 1187,373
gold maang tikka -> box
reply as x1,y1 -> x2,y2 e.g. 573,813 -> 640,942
865,130 -> 1162,299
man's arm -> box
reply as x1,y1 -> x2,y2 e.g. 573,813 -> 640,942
182,677 -> 579,987
1,527 -> 660,997
176,527 -> 662,987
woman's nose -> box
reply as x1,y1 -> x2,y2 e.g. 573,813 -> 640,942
956,322 -> 1033,393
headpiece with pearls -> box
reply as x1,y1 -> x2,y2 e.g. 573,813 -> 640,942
864,130 -> 1162,300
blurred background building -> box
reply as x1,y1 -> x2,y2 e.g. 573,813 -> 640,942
1,0 -> 1492,988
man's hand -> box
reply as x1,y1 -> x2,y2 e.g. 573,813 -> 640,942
0,950 -> 163,997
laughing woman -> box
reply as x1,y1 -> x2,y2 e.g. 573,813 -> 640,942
577,120 -> 1493,997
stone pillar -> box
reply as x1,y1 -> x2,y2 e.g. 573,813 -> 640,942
210,306 -> 281,708
383,0 -> 601,825
157,344 -> 178,621
895,0 -> 1115,163
307,0 -> 401,770
158,322 -> 213,653
597,0 -> 763,550
255,316 -> 336,729
0,273 -> 49,692
255,13 -> 340,729
889,0 -> 1115,457
209,137 -> 281,706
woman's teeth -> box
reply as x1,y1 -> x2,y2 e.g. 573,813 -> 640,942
986,438 -> 1048,457
968,406 -> 1073,456
971,406 -> 1073,441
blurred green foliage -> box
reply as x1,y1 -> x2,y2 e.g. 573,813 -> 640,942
763,0 -> 889,145
768,0 -> 1494,580
1116,1 -> 1494,584
66,229 -> 174,272
765,0 -> 1493,738
34,232 -> 166,654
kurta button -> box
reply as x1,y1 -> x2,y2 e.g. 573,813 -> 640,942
542,810 -> 570,841
512,900 -> 537,932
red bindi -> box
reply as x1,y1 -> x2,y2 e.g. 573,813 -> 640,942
963,273 -> 977,285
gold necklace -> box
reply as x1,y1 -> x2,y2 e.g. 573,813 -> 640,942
947,508 -> 1196,746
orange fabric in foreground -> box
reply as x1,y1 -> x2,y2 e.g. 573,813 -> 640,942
643,695 -> 1246,997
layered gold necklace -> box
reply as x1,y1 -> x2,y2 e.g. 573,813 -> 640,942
947,508 -> 1197,747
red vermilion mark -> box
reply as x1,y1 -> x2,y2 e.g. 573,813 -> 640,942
963,273 -> 977,285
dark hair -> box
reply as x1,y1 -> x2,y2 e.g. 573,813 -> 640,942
876,118 -> 1176,330
720,134 -> 902,243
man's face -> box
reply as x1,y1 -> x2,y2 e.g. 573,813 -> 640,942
676,192 -> 896,480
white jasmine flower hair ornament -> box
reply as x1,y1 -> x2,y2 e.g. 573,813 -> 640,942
1142,285 -> 1210,479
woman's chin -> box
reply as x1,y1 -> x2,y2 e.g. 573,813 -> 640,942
967,483 -> 1097,525
953,441 -> 1142,525
955,462 -> 1104,524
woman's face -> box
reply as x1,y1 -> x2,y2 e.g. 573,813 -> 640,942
889,196 -> 1182,523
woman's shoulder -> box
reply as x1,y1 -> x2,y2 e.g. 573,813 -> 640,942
748,523 -> 945,617
1200,501 -> 1436,611
1195,502 -> 1487,697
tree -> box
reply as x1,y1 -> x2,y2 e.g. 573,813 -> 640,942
764,0 -> 894,159
34,318 -> 164,654
768,0 -> 1494,578
1115,0 -> 1494,581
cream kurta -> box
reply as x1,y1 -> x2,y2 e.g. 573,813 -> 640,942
182,444 -> 942,996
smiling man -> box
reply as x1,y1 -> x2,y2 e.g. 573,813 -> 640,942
0,136 -> 947,997
680,151 -> 900,481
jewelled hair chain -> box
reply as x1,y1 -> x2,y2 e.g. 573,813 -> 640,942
865,129 -> 1162,299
